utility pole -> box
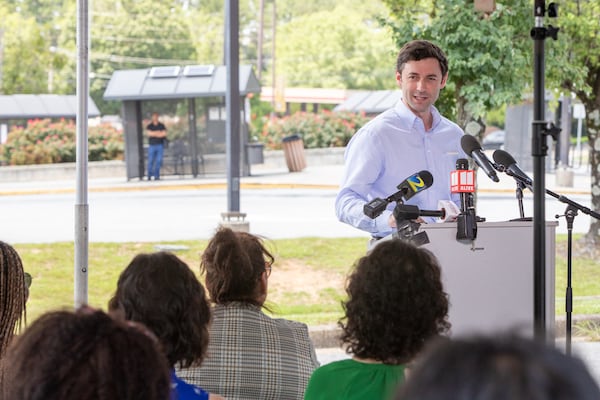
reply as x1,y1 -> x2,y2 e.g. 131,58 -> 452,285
0,28 -> 4,93
270,0 -> 276,116
256,0 -> 265,81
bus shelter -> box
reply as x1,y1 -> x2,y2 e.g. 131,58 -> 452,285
103,64 -> 261,180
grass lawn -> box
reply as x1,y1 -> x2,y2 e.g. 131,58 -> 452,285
14,235 -> 600,327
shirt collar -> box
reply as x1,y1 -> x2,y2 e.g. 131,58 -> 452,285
394,99 -> 442,131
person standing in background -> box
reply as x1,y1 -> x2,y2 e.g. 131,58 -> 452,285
146,112 -> 167,181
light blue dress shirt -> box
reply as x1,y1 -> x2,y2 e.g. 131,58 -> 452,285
335,100 -> 466,238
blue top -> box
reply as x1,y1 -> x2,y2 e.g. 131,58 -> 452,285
335,99 -> 466,237
171,370 -> 210,400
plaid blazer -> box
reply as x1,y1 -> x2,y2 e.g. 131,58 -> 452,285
177,302 -> 319,400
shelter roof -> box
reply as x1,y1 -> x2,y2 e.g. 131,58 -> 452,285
0,94 -> 100,119
259,87 -> 354,105
103,64 -> 261,101
334,90 -> 401,114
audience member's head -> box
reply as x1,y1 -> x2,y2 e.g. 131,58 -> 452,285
202,227 -> 274,306
340,239 -> 450,364
0,241 -> 28,357
108,251 -> 211,368
395,334 -> 600,400
1,307 -> 170,400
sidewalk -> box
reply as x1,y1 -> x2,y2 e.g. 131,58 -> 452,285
0,162 -> 591,197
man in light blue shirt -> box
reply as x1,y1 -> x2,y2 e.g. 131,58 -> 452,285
335,40 -> 466,239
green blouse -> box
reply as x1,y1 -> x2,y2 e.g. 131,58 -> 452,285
304,358 -> 405,400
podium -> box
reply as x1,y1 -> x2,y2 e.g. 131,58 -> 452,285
417,221 -> 557,339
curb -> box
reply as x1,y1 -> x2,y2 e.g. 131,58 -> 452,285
308,315 -> 600,349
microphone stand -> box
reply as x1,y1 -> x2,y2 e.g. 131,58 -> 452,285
517,181 -> 526,219
393,204 -> 445,247
555,204 -> 577,356
508,180 -> 532,221
506,172 -> 600,355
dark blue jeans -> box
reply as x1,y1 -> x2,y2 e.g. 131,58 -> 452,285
147,144 -> 164,179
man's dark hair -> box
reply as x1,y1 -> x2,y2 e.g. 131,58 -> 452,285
395,334 -> 600,400
1,308 -> 171,400
109,251 -> 211,368
396,40 -> 449,77
339,239 -> 450,364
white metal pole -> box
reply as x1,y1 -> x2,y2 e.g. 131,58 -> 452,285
74,0 -> 90,308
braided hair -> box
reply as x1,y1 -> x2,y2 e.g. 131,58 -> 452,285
0,241 -> 27,358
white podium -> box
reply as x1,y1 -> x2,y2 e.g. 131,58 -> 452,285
417,221 -> 557,339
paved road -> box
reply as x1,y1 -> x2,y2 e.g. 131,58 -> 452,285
0,183 -> 592,244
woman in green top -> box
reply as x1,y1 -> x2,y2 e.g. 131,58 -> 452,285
304,239 -> 451,400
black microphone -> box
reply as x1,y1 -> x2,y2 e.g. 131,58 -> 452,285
493,149 -> 533,187
394,170 -> 434,202
363,170 -> 434,219
393,204 -> 445,221
461,135 -> 500,183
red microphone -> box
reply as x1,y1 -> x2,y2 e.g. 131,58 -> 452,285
451,158 -> 475,214
451,158 -> 478,241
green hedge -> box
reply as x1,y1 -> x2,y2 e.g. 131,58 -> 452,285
257,110 -> 372,150
1,119 -> 124,165
1,111 -> 371,165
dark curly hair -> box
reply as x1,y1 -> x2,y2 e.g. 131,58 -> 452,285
1,308 -> 171,400
339,239 -> 450,364
396,334 -> 600,400
108,251 -> 211,368
396,40 -> 448,77
202,227 -> 274,306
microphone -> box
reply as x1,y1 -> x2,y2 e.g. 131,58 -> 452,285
450,157 -> 478,241
363,170 -> 434,219
395,170 -> 434,202
493,149 -> 533,187
393,204 -> 445,222
460,135 -> 500,183
450,158 -> 475,214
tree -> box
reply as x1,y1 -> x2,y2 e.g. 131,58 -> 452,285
275,3 -> 396,89
381,0 -> 532,128
552,1 -> 600,246
186,8 -> 225,65
51,0 -> 198,114
0,6 -> 53,94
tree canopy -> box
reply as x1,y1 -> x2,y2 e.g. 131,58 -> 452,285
382,0 -> 532,127
276,4 -> 396,89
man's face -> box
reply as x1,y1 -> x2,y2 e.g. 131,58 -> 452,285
152,113 -> 159,123
396,57 -> 447,119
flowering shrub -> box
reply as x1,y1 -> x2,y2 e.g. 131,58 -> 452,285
258,110 -> 372,150
0,119 -> 124,165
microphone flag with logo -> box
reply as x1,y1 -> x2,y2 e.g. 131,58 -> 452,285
363,170 -> 433,219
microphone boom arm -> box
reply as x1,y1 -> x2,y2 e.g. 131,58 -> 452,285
502,168 -> 600,220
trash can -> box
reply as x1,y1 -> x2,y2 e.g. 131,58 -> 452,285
246,142 -> 264,164
281,134 -> 306,172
